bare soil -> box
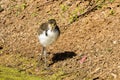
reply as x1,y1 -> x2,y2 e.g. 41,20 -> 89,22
0,0 -> 120,80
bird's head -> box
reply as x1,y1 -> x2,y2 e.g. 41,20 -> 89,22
48,19 -> 57,31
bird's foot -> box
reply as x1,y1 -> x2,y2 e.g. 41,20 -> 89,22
37,58 -> 44,67
44,66 -> 50,70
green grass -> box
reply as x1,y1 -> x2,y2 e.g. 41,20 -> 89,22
109,0 -> 115,3
0,65 -> 66,80
109,9 -> 115,15
0,66 -> 42,80
15,3 -> 26,11
46,70 -> 65,80
60,4 -> 69,12
14,3 -> 27,16
69,7 -> 81,23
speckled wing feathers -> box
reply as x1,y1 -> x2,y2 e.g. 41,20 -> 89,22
38,22 -> 48,35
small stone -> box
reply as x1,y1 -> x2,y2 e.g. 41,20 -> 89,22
113,41 -> 117,44
111,73 -> 117,79
0,6 -> 4,12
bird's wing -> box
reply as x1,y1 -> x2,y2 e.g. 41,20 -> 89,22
40,22 -> 48,30
38,22 -> 48,35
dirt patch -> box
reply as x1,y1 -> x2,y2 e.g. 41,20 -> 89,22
0,0 -> 120,80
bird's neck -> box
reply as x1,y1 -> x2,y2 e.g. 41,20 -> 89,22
48,24 -> 52,30
48,25 -> 56,31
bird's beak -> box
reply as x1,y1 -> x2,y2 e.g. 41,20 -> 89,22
51,24 -> 55,31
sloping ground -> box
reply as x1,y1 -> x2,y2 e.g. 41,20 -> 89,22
0,0 -> 120,80
0,65 -> 42,80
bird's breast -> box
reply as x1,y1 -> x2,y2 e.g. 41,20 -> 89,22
38,30 -> 59,47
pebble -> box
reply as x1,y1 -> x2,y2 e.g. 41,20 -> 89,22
113,40 -> 117,44
0,6 -> 4,12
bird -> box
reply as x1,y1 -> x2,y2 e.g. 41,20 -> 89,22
37,19 -> 60,69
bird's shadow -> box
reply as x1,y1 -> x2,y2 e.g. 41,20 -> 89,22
49,51 -> 76,66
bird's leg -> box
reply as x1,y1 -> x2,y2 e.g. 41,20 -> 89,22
38,47 -> 44,67
43,47 -> 48,69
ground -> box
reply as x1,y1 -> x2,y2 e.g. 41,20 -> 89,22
0,0 -> 120,80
